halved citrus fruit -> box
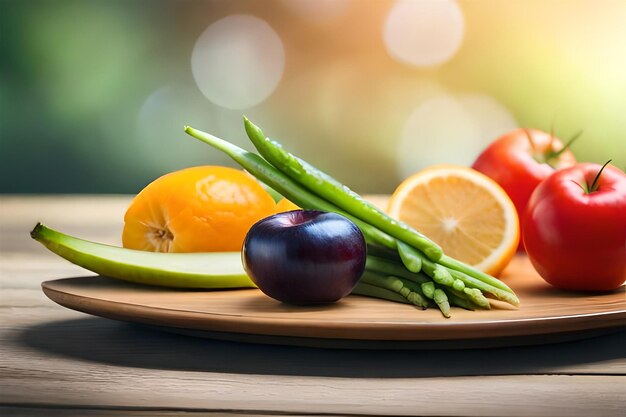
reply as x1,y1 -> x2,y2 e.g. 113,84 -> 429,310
122,166 -> 277,253
387,165 -> 519,277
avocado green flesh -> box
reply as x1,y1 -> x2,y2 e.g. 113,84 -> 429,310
31,223 -> 255,289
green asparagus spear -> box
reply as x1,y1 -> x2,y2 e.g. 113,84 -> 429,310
447,268 -> 520,306
397,241 -> 423,273
243,117 -> 443,261
352,282 -> 411,304
421,281 -> 435,299
433,289 -> 451,318
359,271 -> 428,309
438,255 -> 514,294
365,256 -> 430,284
442,289 -> 475,310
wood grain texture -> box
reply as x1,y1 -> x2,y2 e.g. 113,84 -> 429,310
3,372 -> 626,417
0,409 -> 286,417
41,254 -> 626,346
3,304 -> 625,416
2,196 -> 626,416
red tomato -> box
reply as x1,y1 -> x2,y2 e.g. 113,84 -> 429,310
523,162 -> 626,291
472,129 -> 577,250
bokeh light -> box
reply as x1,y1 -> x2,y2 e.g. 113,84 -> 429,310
458,94 -> 519,146
384,0 -> 464,67
2,0 -> 625,194
135,86 -> 214,171
191,15 -> 285,110
396,93 -> 517,178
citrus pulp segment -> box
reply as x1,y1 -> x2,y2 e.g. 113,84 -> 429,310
387,165 -> 519,276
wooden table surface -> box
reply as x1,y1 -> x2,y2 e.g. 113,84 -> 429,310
1,196 -> 625,417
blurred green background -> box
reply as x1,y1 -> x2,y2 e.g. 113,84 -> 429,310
1,0 -> 625,194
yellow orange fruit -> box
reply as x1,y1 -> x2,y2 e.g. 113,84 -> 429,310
387,165 -> 519,277
274,198 -> 300,212
122,166 -> 276,253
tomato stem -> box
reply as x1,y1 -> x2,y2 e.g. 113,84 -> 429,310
588,160 -> 612,194
524,127 -> 581,166
548,121 -> 556,153
524,129 -> 545,164
548,130 -> 583,160
570,179 -> 587,193
523,129 -> 538,152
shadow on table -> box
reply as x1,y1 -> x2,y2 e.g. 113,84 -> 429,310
15,317 -> 626,378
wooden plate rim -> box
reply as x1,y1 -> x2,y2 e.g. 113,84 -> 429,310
42,279 -> 626,342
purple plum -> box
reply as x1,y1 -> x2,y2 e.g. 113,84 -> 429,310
242,210 -> 366,304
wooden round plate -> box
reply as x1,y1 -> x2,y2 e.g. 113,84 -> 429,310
42,255 -> 625,349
